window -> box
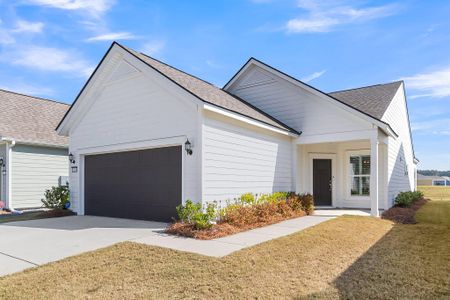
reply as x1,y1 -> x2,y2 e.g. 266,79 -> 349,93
349,155 -> 370,196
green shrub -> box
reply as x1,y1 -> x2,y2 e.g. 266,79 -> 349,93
395,191 -> 424,207
175,200 -> 216,230
176,199 -> 201,223
257,192 -> 289,204
239,193 -> 256,205
41,186 -> 69,209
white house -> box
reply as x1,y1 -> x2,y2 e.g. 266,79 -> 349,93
57,42 -> 417,221
0,89 -> 69,209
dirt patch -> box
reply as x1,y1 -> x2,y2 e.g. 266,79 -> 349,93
166,211 -> 306,240
382,198 -> 428,224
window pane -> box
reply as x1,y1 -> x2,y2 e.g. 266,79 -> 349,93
361,155 -> 371,175
361,176 -> 370,195
351,177 -> 361,195
350,156 -> 361,175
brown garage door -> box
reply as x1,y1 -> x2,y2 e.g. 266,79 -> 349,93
84,146 -> 182,222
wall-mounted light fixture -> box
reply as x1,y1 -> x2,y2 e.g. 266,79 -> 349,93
69,152 -> 76,164
185,139 -> 193,155
0,157 -> 5,175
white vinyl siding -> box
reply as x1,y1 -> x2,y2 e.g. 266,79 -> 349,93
227,65 -> 372,136
69,52 -> 200,213
382,86 -> 415,205
11,145 -> 68,209
202,111 -> 293,203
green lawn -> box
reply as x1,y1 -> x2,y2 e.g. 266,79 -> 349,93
0,189 -> 449,299
417,186 -> 450,226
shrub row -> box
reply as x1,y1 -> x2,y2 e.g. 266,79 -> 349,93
174,192 -> 314,230
394,191 -> 424,207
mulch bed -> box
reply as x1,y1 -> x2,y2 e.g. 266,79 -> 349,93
381,198 -> 428,224
165,210 -> 307,240
0,209 -> 75,223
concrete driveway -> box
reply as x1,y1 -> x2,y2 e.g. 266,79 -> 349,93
0,216 -> 167,277
0,214 -> 336,277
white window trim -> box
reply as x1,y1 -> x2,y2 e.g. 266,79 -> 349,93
346,150 -> 371,201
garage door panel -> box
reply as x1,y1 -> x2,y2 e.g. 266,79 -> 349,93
84,146 -> 181,221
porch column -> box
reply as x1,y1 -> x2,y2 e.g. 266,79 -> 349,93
370,136 -> 379,217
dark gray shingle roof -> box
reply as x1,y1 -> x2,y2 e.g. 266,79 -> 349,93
0,89 -> 69,147
329,81 -> 402,120
119,44 -> 298,134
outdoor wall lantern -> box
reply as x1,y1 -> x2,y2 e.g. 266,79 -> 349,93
69,152 -> 76,164
0,157 -> 5,175
185,139 -> 193,155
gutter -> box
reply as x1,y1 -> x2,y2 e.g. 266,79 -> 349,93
203,103 -> 300,137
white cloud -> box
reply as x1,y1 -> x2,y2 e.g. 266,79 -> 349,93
301,70 -> 326,82
286,1 -> 397,33
411,118 -> 450,132
206,59 -> 224,69
0,82 -> 54,97
433,130 -> 450,136
140,40 -> 165,56
10,46 -> 93,77
0,18 -> 44,45
23,0 -> 115,17
401,67 -> 450,98
13,20 -> 44,33
86,32 -> 137,42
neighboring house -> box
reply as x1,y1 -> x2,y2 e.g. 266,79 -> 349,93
56,42 -> 418,221
417,174 -> 450,186
0,89 -> 69,209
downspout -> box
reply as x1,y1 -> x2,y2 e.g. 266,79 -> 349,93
1,138 -> 16,210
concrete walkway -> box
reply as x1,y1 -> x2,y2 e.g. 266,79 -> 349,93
0,212 -> 357,277
134,215 -> 333,257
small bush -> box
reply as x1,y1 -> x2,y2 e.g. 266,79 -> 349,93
239,193 -> 256,205
395,191 -> 424,207
41,186 -> 69,209
175,200 -> 216,230
258,192 -> 289,204
299,193 -> 314,215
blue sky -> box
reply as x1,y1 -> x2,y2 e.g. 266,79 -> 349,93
0,0 -> 449,170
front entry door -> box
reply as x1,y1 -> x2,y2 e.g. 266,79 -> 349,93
313,159 -> 332,206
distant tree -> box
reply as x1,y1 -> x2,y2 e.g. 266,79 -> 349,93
418,170 -> 450,177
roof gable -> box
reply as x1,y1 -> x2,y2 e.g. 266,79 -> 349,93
0,89 -> 69,147
57,42 -> 299,136
224,58 -> 398,137
119,45 -> 298,134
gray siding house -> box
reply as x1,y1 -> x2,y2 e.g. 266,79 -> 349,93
0,89 -> 69,209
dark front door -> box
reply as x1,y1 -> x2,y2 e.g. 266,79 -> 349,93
313,159 -> 332,206
84,146 -> 182,222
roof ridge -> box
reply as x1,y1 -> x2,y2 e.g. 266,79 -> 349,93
116,43 -> 299,135
0,88 -> 69,106
329,80 -> 403,94
124,46 -> 219,88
